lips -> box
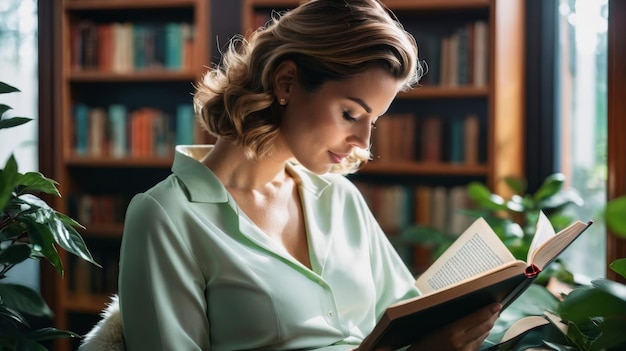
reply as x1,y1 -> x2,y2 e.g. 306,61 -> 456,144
329,151 -> 348,163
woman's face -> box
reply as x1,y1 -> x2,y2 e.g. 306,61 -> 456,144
279,66 -> 401,174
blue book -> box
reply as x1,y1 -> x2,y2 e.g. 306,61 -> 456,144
133,24 -> 147,70
449,117 -> 464,163
74,103 -> 89,155
108,104 -> 127,157
164,23 -> 182,70
176,104 -> 195,145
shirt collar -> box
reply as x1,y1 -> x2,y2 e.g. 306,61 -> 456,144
172,145 -> 331,203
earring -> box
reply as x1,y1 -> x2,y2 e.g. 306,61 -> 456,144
279,98 -> 287,106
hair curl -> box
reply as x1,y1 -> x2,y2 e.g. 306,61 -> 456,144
194,0 -> 423,173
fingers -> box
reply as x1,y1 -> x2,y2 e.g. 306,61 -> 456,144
450,303 -> 501,350
458,303 -> 501,341
405,303 -> 501,351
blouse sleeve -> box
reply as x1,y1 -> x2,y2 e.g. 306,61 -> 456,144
118,193 -> 210,350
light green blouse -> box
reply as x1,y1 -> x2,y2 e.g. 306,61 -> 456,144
119,145 -> 420,351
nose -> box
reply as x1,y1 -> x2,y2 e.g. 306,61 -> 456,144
348,122 -> 372,150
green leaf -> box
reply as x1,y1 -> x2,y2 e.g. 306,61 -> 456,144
503,176 -> 527,195
537,189 -> 584,210
533,173 -> 565,202
542,340 -> 579,350
0,303 -> 29,327
556,286 -> 626,323
505,195 -> 526,212
0,104 -> 10,116
55,211 -> 85,230
590,278 -> 626,301
13,335 -> 49,351
0,154 -> 19,210
0,283 -> 52,317
0,221 -> 27,241
15,172 -> 60,196
48,217 -> 100,267
19,217 -> 64,276
0,117 -> 32,130
610,258 -> 626,279
467,182 -> 507,211
0,244 -> 31,265
606,195 -> 626,237
564,318 -> 597,351
588,317 -> 626,350
27,327 -> 81,341
0,82 -> 19,94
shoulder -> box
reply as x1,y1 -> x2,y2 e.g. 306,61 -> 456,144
125,175 -> 187,218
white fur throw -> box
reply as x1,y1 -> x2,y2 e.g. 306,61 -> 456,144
78,294 -> 126,351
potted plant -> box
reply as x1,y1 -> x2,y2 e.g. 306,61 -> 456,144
0,81 -> 99,350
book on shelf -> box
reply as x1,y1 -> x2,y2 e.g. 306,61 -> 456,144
463,114 -> 480,164
359,211 -> 592,351
71,20 -> 193,72
426,20 -> 488,88
72,103 -> 197,158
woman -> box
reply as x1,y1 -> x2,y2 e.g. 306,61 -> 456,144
117,0 -> 500,350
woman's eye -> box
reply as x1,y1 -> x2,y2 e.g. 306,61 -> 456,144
342,111 -> 357,122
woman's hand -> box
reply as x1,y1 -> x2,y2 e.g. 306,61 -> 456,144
405,302 -> 501,351
357,302 -> 501,351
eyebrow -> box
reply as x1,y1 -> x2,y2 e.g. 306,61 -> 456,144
347,96 -> 372,113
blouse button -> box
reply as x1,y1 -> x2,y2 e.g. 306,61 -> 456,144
327,311 -> 334,318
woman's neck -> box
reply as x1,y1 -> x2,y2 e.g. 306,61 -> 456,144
202,138 -> 292,193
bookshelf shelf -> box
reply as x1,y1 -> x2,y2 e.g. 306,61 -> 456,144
361,162 -> 489,176
68,70 -> 198,82
398,86 -> 489,99
65,0 -> 201,11
66,156 -> 174,168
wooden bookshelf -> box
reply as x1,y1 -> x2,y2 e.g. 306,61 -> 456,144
242,0 -> 525,274
39,1 -> 210,350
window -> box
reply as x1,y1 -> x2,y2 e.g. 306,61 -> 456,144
0,0 -> 38,290
556,0 -> 608,281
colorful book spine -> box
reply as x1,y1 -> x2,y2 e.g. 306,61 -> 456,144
165,22 -> 182,70
176,104 -> 195,145
108,104 -> 127,158
74,103 -> 90,155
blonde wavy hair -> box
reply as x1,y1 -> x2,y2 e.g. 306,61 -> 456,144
194,0 -> 423,174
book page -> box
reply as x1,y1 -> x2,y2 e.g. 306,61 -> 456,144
416,217 -> 517,294
526,211 -> 555,262
530,218 -> 591,270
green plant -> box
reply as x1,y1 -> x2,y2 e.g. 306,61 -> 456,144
0,82 -> 99,350
487,196 -> 626,351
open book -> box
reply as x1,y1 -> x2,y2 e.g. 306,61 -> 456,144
360,211 -> 592,351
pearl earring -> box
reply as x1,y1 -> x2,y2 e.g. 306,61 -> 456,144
279,98 -> 287,105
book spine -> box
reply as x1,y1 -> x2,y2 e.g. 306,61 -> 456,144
165,22 -> 182,70
176,104 -> 195,145
108,104 -> 127,158
74,103 -> 90,155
